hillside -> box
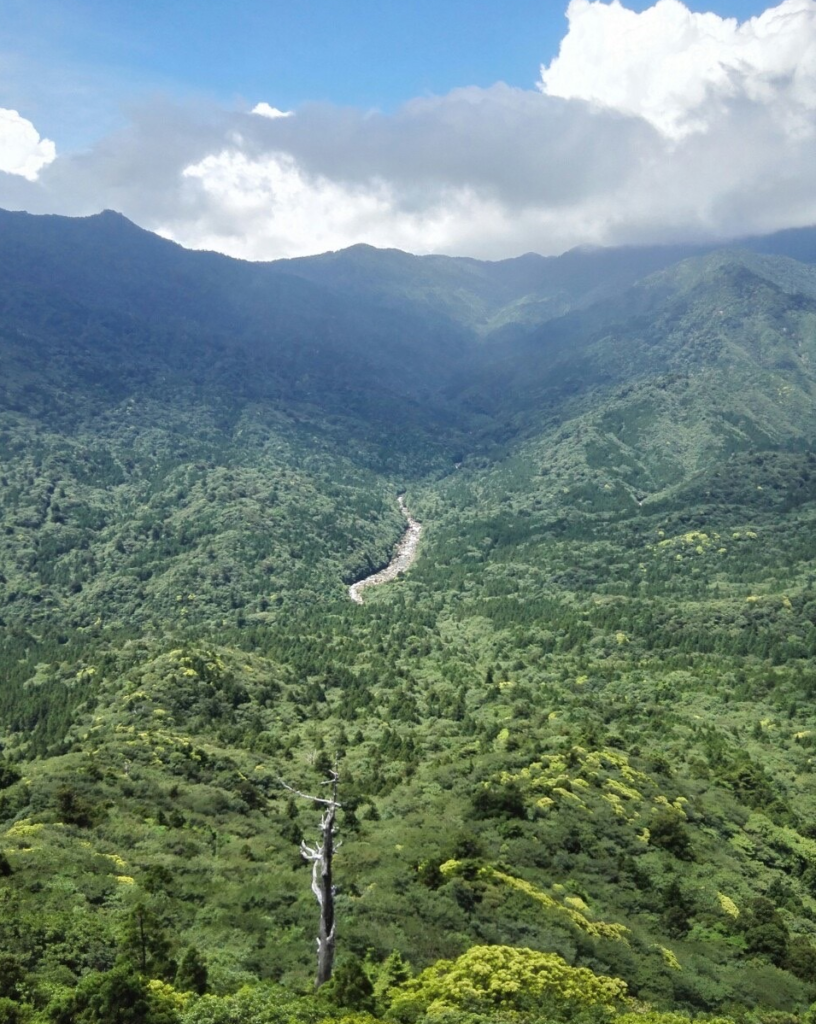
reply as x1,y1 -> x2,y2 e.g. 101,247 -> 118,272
2,210 -> 816,1022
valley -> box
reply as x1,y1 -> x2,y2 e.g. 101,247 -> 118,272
349,497 -> 422,604
2,209 -> 816,1022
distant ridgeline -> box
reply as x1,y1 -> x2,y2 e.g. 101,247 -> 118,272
3,208 -> 816,1019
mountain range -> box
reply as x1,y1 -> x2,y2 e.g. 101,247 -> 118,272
2,208 -> 816,1021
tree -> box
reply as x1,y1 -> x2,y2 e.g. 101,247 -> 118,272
386,945 -> 627,1021
120,903 -> 175,981
0,997 -> 28,1024
0,953 -> 25,1000
661,880 -> 694,939
373,950 -> 412,1008
0,762 -> 20,792
787,935 -> 816,982
648,809 -> 693,861
741,897 -> 789,967
324,954 -> 374,1012
280,764 -> 341,989
46,963 -> 179,1024
175,946 -> 208,995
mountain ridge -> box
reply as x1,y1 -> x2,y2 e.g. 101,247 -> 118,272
3,208 -> 816,1018
7,205 -> 816,335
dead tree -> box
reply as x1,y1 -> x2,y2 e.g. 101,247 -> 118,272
280,766 -> 341,988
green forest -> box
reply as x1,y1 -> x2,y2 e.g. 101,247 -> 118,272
3,209 -> 816,1023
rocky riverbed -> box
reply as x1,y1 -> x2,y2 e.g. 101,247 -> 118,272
349,496 -> 422,604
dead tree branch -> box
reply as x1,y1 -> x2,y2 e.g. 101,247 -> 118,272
279,765 -> 341,988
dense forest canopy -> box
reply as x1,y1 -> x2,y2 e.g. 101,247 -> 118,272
3,209 -> 816,1022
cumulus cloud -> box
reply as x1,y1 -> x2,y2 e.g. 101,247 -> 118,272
0,108 -> 56,180
251,102 -> 293,120
169,150 -> 485,259
541,0 -> 816,139
3,1 -> 816,259
147,88 -> 657,258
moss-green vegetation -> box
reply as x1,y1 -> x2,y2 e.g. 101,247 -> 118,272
4,212 -> 816,1021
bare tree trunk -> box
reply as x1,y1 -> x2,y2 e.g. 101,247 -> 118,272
313,800 -> 336,987
281,767 -> 341,989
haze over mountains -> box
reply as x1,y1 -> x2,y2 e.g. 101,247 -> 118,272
3,208 -> 816,1018
4,206 -> 816,424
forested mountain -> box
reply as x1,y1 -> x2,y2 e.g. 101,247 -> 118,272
3,208 -> 816,1023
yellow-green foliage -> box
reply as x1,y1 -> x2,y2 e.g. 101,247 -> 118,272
717,893 -> 740,919
658,946 -> 681,971
615,1015 -> 736,1024
387,944 -> 627,1018
657,530 -> 717,550
4,819 -> 46,842
650,527 -> 754,568
320,1016 -> 381,1024
745,813 -> 816,866
488,869 -> 629,942
501,747 -> 656,826
147,979 -> 195,1014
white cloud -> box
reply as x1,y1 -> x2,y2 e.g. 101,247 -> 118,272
4,2 -> 816,259
0,108 -> 56,180
163,148 -> 510,259
251,102 -> 293,120
540,0 -> 816,139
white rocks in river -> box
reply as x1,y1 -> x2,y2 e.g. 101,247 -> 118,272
349,497 -> 421,604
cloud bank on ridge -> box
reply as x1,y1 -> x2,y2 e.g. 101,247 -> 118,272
2,0 -> 816,259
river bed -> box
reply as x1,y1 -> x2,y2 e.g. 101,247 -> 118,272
349,496 -> 422,604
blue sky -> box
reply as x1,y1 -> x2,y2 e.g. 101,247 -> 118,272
2,1 -> 815,260
4,0 -> 776,147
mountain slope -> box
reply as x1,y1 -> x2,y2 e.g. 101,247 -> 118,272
4,211 -> 816,1019
0,208 -> 474,414
462,250 -> 816,473
276,225 -> 816,338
